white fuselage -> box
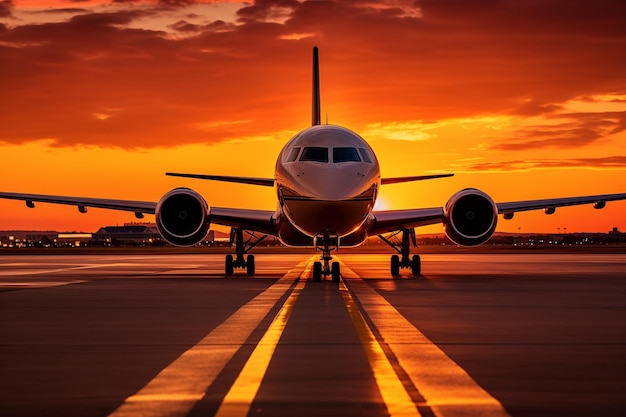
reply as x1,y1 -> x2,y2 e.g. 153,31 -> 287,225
274,125 -> 381,245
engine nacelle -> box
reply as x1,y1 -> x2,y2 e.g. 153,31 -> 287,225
444,188 -> 498,246
155,188 -> 210,246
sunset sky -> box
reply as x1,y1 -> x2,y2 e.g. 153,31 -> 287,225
1,0 -> 625,234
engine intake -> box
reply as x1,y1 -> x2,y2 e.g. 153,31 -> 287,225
444,188 -> 497,246
155,188 -> 210,246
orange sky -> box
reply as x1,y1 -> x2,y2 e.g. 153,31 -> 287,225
1,0 -> 625,234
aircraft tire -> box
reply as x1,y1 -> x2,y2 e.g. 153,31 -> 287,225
225,254 -> 234,276
313,261 -> 323,282
246,254 -> 255,275
391,255 -> 400,276
331,261 -> 340,283
411,254 -> 421,275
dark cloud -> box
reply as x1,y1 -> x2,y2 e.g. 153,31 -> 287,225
0,0 -> 13,18
158,0 -> 198,6
461,156 -> 626,171
494,111 -> 626,150
169,19 -> 201,33
514,100 -> 564,117
0,0 -> 625,148
31,8 -> 89,15
237,0 -> 301,22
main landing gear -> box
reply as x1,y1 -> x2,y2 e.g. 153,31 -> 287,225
378,228 -> 421,276
225,228 -> 267,276
312,234 -> 341,283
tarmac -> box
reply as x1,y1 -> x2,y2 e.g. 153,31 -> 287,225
0,252 -> 625,417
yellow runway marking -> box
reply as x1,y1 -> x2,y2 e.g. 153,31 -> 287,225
107,259 -> 310,417
0,281 -> 86,288
213,259 -> 312,417
339,261 -> 511,417
339,279 -> 422,417
0,263 -> 112,276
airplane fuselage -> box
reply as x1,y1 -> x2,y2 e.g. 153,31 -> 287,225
274,125 -> 380,246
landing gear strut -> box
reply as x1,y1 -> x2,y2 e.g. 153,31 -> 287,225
312,234 -> 341,283
378,228 -> 421,276
225,228 -> 267,276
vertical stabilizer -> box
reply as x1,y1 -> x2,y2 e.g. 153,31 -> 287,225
312,46 -> 321,126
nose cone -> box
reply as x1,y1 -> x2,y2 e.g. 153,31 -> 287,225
296,165 -> 374,201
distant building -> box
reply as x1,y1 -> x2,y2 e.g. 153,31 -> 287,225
92,223 -> 162,245
91,222 -> 216,246
607,227 -> 625,242
57,233 -> 92,247
0,231 -> 58,247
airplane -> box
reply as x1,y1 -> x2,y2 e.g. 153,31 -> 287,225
1,47 -> 625,282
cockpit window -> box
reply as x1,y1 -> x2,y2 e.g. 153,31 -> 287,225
358,148 -> 373,163
300,147 -> 329,163
285,147 -> 301,162
333,147 -> 361,163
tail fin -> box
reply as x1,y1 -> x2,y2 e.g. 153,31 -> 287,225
312,46 -> 321,126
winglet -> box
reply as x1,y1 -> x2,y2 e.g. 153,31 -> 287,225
312,46 -> 321,126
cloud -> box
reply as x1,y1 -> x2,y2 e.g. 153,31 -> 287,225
455,156 -> 626,172
0,0 -> 13,18
493,111 -> 626,150
0,0 -> 625,148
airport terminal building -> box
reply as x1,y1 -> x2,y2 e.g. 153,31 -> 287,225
92,224 -> 162,246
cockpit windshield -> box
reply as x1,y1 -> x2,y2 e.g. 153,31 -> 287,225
285,147 -> 301,162
333,147 -> 361,163
300,147 -> 329,163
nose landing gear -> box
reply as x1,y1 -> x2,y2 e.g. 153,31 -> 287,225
225,228 -> 267,276
378,228 -> 421,276
313,234 -> 341,283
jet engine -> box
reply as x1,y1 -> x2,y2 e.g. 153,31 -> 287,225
155,188 -> 210,246
444,188 -> 498,246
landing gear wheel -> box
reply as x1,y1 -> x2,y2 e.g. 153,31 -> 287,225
313,262 -> 323,282
411,254 -> 421,275
225,254 -> 234,276
331,261 -> 341,283
391,254 -> 400,276
246,254 -> 255,275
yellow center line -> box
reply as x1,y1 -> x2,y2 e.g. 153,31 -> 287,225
339,260 -> 512,417
213,257 -> 314,417
107,258 -> 311,417
339,277 -> 422,417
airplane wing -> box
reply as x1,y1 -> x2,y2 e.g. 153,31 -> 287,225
496,193 -> 626,215
165,172 -> 275,187
0,191 -> 278,235
381,173 -> 453,185
370,208 -> 444,234
370,192 -> 626,235
0,192 -> 157,216
165,172 -> 453,187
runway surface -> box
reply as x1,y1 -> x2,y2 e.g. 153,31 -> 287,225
0,253 -> 625,417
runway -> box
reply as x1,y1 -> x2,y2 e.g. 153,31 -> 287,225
0,253 -> 624,417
